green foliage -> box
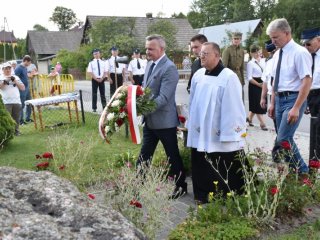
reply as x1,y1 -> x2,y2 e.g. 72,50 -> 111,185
0,95 -> 15,147
171,12 -> 187,19
49,6 -> 77,31
33,24 -> 49,31
147,20 -> 178,52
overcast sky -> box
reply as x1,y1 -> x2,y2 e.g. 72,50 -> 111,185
0,0 -> 193,39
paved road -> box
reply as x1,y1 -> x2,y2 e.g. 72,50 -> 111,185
75,79 -> 311,134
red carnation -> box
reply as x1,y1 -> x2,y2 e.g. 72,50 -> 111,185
59,165 -> 65,170
116,118 -> 124,127
303,178 -> 313,187
88,193 -> 96,200
178,115 -> 186,124
309,160 -> 320,169
270,187 -> 279,196
42,152 -> 53,159
36,161 -> 50,170
136,86 -> 144,96
280,141 -> 291,150
130,199 -> 142,208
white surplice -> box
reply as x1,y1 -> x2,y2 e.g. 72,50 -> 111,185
187,67 -> 246,153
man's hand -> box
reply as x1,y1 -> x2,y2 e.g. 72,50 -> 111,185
268,104 -> 275,119
287,107 -> 300,125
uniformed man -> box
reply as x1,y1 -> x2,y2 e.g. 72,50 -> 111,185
300,27 -> 320,160
128,48 -> 146,86
107,46 -> 126,96
186,34 -> 208,93
222,32 -> 245,100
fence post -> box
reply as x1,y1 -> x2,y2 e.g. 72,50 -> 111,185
79,90 -> 85,124
310,117 -> 320,160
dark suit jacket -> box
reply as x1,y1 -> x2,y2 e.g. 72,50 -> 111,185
143,55 -> 179,129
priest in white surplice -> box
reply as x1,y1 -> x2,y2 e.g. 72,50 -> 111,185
187,42 -> 248,203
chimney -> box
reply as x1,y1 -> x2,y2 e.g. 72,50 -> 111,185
146,13 -> 153,19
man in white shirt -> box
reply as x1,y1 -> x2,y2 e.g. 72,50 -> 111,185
87,48 -> 108,112
300,27 -> 320,160
128,48 -> 146,86
107,46 -> 126,96
267,18 -> 312,173
187,42 -> 247,203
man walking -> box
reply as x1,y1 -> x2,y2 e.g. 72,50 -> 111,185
137,34 -> 188,199
267,18 -> 312,173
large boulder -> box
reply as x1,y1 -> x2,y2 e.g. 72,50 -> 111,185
0,167 -> 146,240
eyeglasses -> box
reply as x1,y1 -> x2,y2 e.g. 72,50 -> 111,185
233,38 -> 241,40
199,51 -> 211,57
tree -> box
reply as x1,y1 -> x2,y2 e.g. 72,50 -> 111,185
171,12 -> 187,18
147,20 -> 178,52
231,0 -> 255,22
33,24 -> 48,31
254,0 -> 276,22
0,95 -> 15,147
49,6 -> 77,31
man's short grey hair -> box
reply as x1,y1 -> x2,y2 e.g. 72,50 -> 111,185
146,34 -> 166,49
266,18 -> 291,35
202,42 -> 221,55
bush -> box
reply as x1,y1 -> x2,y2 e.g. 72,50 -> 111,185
0,95 -> 15,147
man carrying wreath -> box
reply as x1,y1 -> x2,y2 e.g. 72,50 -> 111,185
136,34 -> 188,199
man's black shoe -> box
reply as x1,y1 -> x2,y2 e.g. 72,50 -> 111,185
25,119 -> 34,123
170,185 -> 188,200
92,109 -> 97,113
20,121 -> 27,125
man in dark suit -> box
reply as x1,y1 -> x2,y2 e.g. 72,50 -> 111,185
137,34 -> 187,198
187,34 -> 208,93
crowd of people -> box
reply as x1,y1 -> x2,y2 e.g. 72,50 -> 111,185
1,17 -> 318,205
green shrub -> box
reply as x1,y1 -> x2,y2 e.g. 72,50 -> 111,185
0,95 -> 15,147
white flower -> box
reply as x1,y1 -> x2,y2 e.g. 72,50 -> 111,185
116,92 -> 123,99
111,100 -> 121,107
115,123 -> 120,132
105,126 -> 111,133
107,112 -> 115,121
119,112 -> 126,118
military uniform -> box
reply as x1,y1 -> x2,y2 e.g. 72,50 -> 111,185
222,44 -> 245,85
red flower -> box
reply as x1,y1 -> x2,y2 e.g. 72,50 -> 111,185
130,199 -> 142,208
88,193 -> 95,200
116,118 -> 124,127
119,107 -> 126,113
303,178 -> 313,187
270,187 -> 279,195
36,161 -> 50,170
136,86 -> 144,96
59,165 -> 65,170
280,141 -> 291,150
309,160 -> 320,169
42,152 -> 53,159
178,115 -> 186,124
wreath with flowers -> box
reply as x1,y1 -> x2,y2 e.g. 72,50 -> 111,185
99,85 -> 156,143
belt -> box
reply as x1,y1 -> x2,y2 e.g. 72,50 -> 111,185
133,74 -> 144,77
275,91 -> 299,97
111,73 -> 122,76
309,88 -> 320,96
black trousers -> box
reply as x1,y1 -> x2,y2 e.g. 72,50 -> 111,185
133,74 -> 144,86
110,73 -> 123,96
307,90 -> 320,118
137,126 -> 187,188
191,149 -> 248,201
91,79 -> 106,110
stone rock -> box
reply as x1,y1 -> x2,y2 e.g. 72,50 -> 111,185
0,167 -> 146,240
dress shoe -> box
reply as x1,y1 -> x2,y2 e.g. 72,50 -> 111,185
170,184 -> 188,199
25,119 -> 34,123
92,109 -> 97,113
260,124 -> 268,131
246,117 -> 254,126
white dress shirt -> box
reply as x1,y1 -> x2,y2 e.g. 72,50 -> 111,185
311,49 -> 320,90
271,39 -> 312,92
128,58 -> 146,75
87,58 -> 108,78
108,56 -> 126,74
261,57 -> 275,95
246,58 -> 266,81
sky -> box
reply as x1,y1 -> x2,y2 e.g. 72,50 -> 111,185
1,0 -> 193,39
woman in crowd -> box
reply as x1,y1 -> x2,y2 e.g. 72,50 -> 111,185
246,45 -> 268,130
